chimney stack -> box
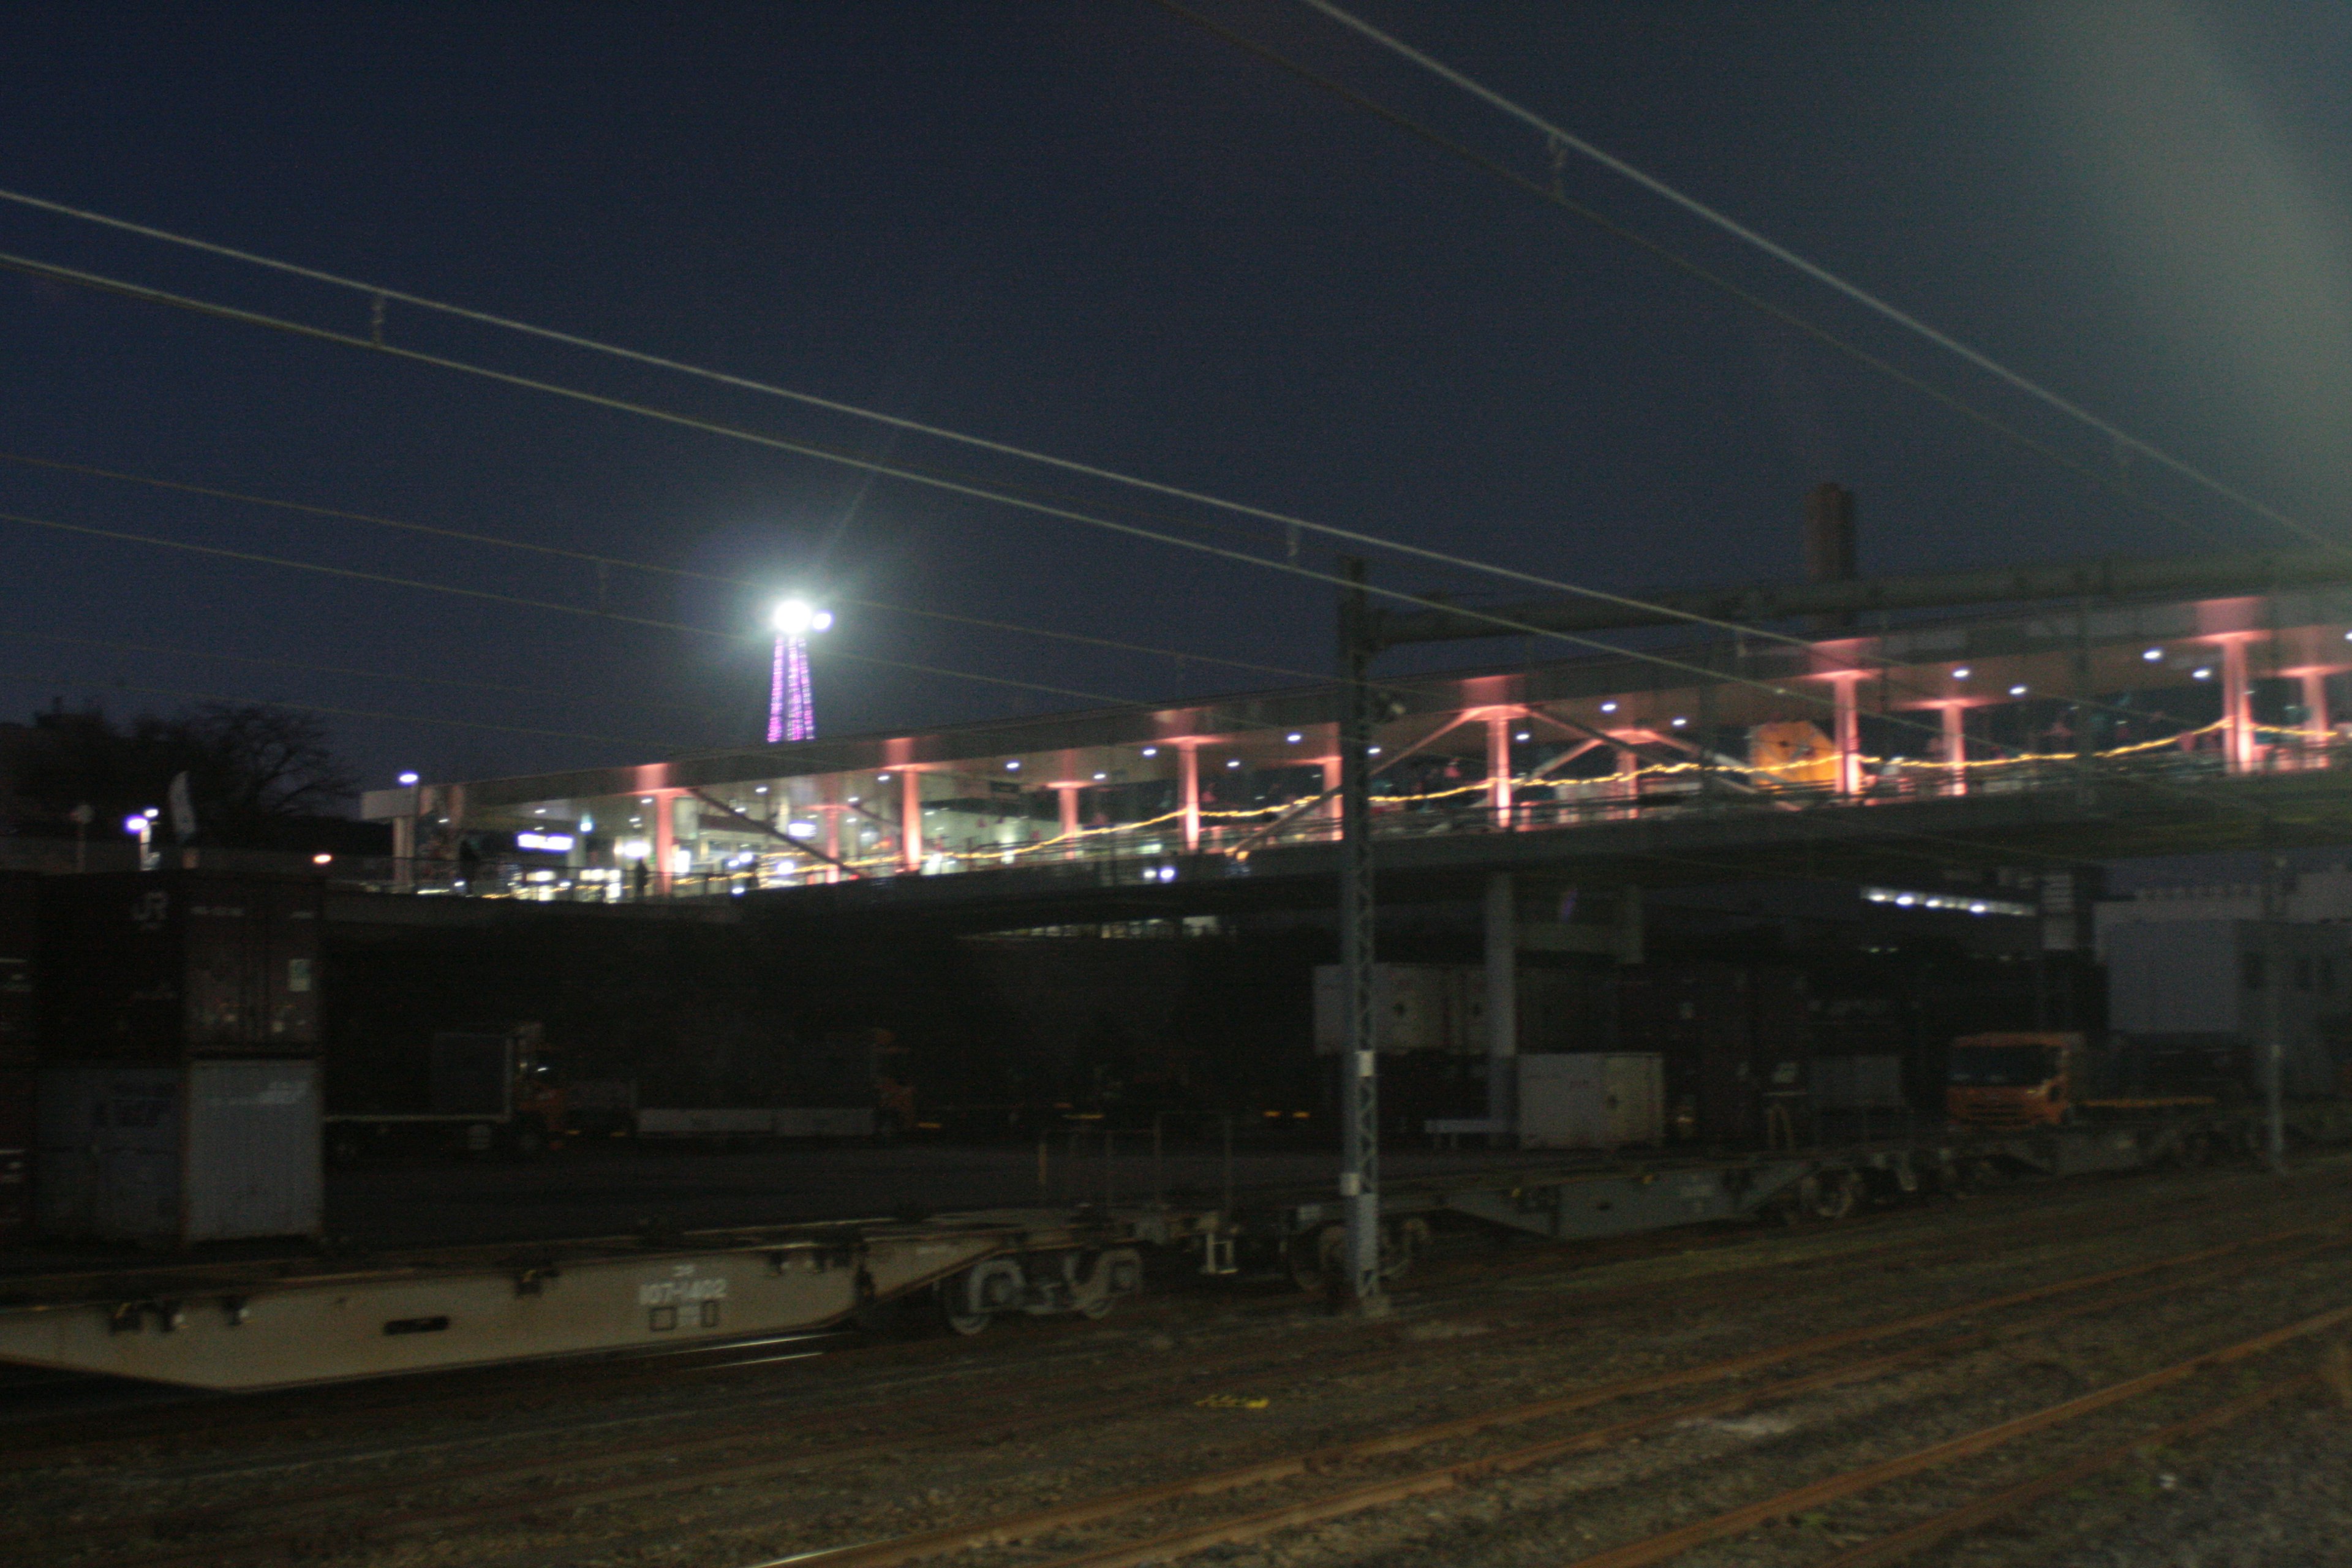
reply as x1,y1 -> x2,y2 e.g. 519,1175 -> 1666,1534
1803,483 -> 1856,630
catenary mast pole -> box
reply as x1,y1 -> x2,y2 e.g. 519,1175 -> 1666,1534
1336,557 -> 1386,1313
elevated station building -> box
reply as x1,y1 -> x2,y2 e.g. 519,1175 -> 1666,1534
363,554 -> 2352,903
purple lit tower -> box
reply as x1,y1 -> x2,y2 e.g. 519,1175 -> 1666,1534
767,600 -> 832,744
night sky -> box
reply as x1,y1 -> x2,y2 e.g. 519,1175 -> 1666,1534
2,2 -> 2347,796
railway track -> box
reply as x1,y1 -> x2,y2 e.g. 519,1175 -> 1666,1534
6,1196 -> 2168,1562
12,1163 -> 2346,1568
34,1167 -> 2310,1480
605,1231 -> 2352,1568
1548,1312 -> 2350,1568
4,1150 -> 2298,1477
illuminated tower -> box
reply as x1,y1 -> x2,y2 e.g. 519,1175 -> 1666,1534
768,599 -> 832,744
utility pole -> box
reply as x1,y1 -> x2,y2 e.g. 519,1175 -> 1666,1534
1336,557 -> 1386,1314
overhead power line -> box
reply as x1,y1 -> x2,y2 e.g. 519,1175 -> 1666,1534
1154,0 -> 2241,556
0,449 -> 1333,687
0,503 -> 1153,713
6,670 -> 669,748
0,445 -> 2162,776
2,247 -> 2162,780
0,181 -> 2220,696
1290,0 -> 2335,553
0,189 -> 2166,774
4,241 -> 2248,838
0,218 -> 2229,863
0,623 -> 741,725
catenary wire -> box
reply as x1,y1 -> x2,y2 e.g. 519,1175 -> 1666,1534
1,445 -> 2196,791
1155,0 -> 2234,554
6,670 -> 669,748
0,252 -> 2247,865
0,505 -> 1154,714
0,522 -> 2116,876
0,499 -> 1509,766
0,233 -> 2273,874
0,182 -> 2247,693
0,247 -> 2045,764
0,238 -> 2268,875
0,190 -> 2132,772
0,193 -> 2245,781
1292,0 -> 2337,552
0,449 -> 1328,687
0,624 -> 742,725
14,489 -> 2206,879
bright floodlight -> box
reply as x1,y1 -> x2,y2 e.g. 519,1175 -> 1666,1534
123,814 -> 148,835
398,771 -> 420,786
773,598 -> 832,636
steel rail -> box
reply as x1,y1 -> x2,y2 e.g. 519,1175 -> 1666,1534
1554,1304 -> 2352,1568
24,1162 -> 2339,1568
59,1183 -> 2191,1566
1811,1370 -> 2322,1568
39,1193 -> 2345,1568
1016,1246 -> 2352,1568
10,1151 -> 2267,1470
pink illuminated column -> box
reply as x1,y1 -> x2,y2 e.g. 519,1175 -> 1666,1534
1055,784 -> 1081,841
1940,706 -> 1968,796
1178,743 -> 1201,852
652,789 -> 677,895
899,771 -> 924,872
1486,712 -> 1513,827
1322,755 -> 1343,831
821,797 -> 843,884
2220,639 -> 2257,772
1611,738 -> 1638,804
2299,672 -> 2332,765
1830,676 -> 1863,796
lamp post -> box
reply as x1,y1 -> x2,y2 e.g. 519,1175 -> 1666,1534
394,772 -> 421,892
125,808 -> 159,872
769,599 -> 833,744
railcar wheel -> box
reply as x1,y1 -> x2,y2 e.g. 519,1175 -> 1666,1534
940,1291 -> 992,1336
1792,1171 -> 1857,1223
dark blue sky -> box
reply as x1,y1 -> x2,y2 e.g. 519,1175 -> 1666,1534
1,1 -> 2346,794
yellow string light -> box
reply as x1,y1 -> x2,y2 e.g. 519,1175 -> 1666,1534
740,714 -> 2335,877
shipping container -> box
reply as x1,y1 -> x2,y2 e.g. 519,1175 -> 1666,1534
1617,963 -> 1814,1143
1811,1054 -> 1909,1110
36,1060 -> 322,1244
431,1031 -> 518,1116
0,1069 -> 30,1245
41,872 -> 322,1059
1517,1054 -> 1664,1150
1312,963 -> 1460,1054
1513,963 -> 1619,1055
1691,1050 -> 1760,1146
2106,920 -> 2346,1096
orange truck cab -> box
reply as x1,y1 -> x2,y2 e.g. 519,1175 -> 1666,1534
1946,1032 -> 2081,1128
